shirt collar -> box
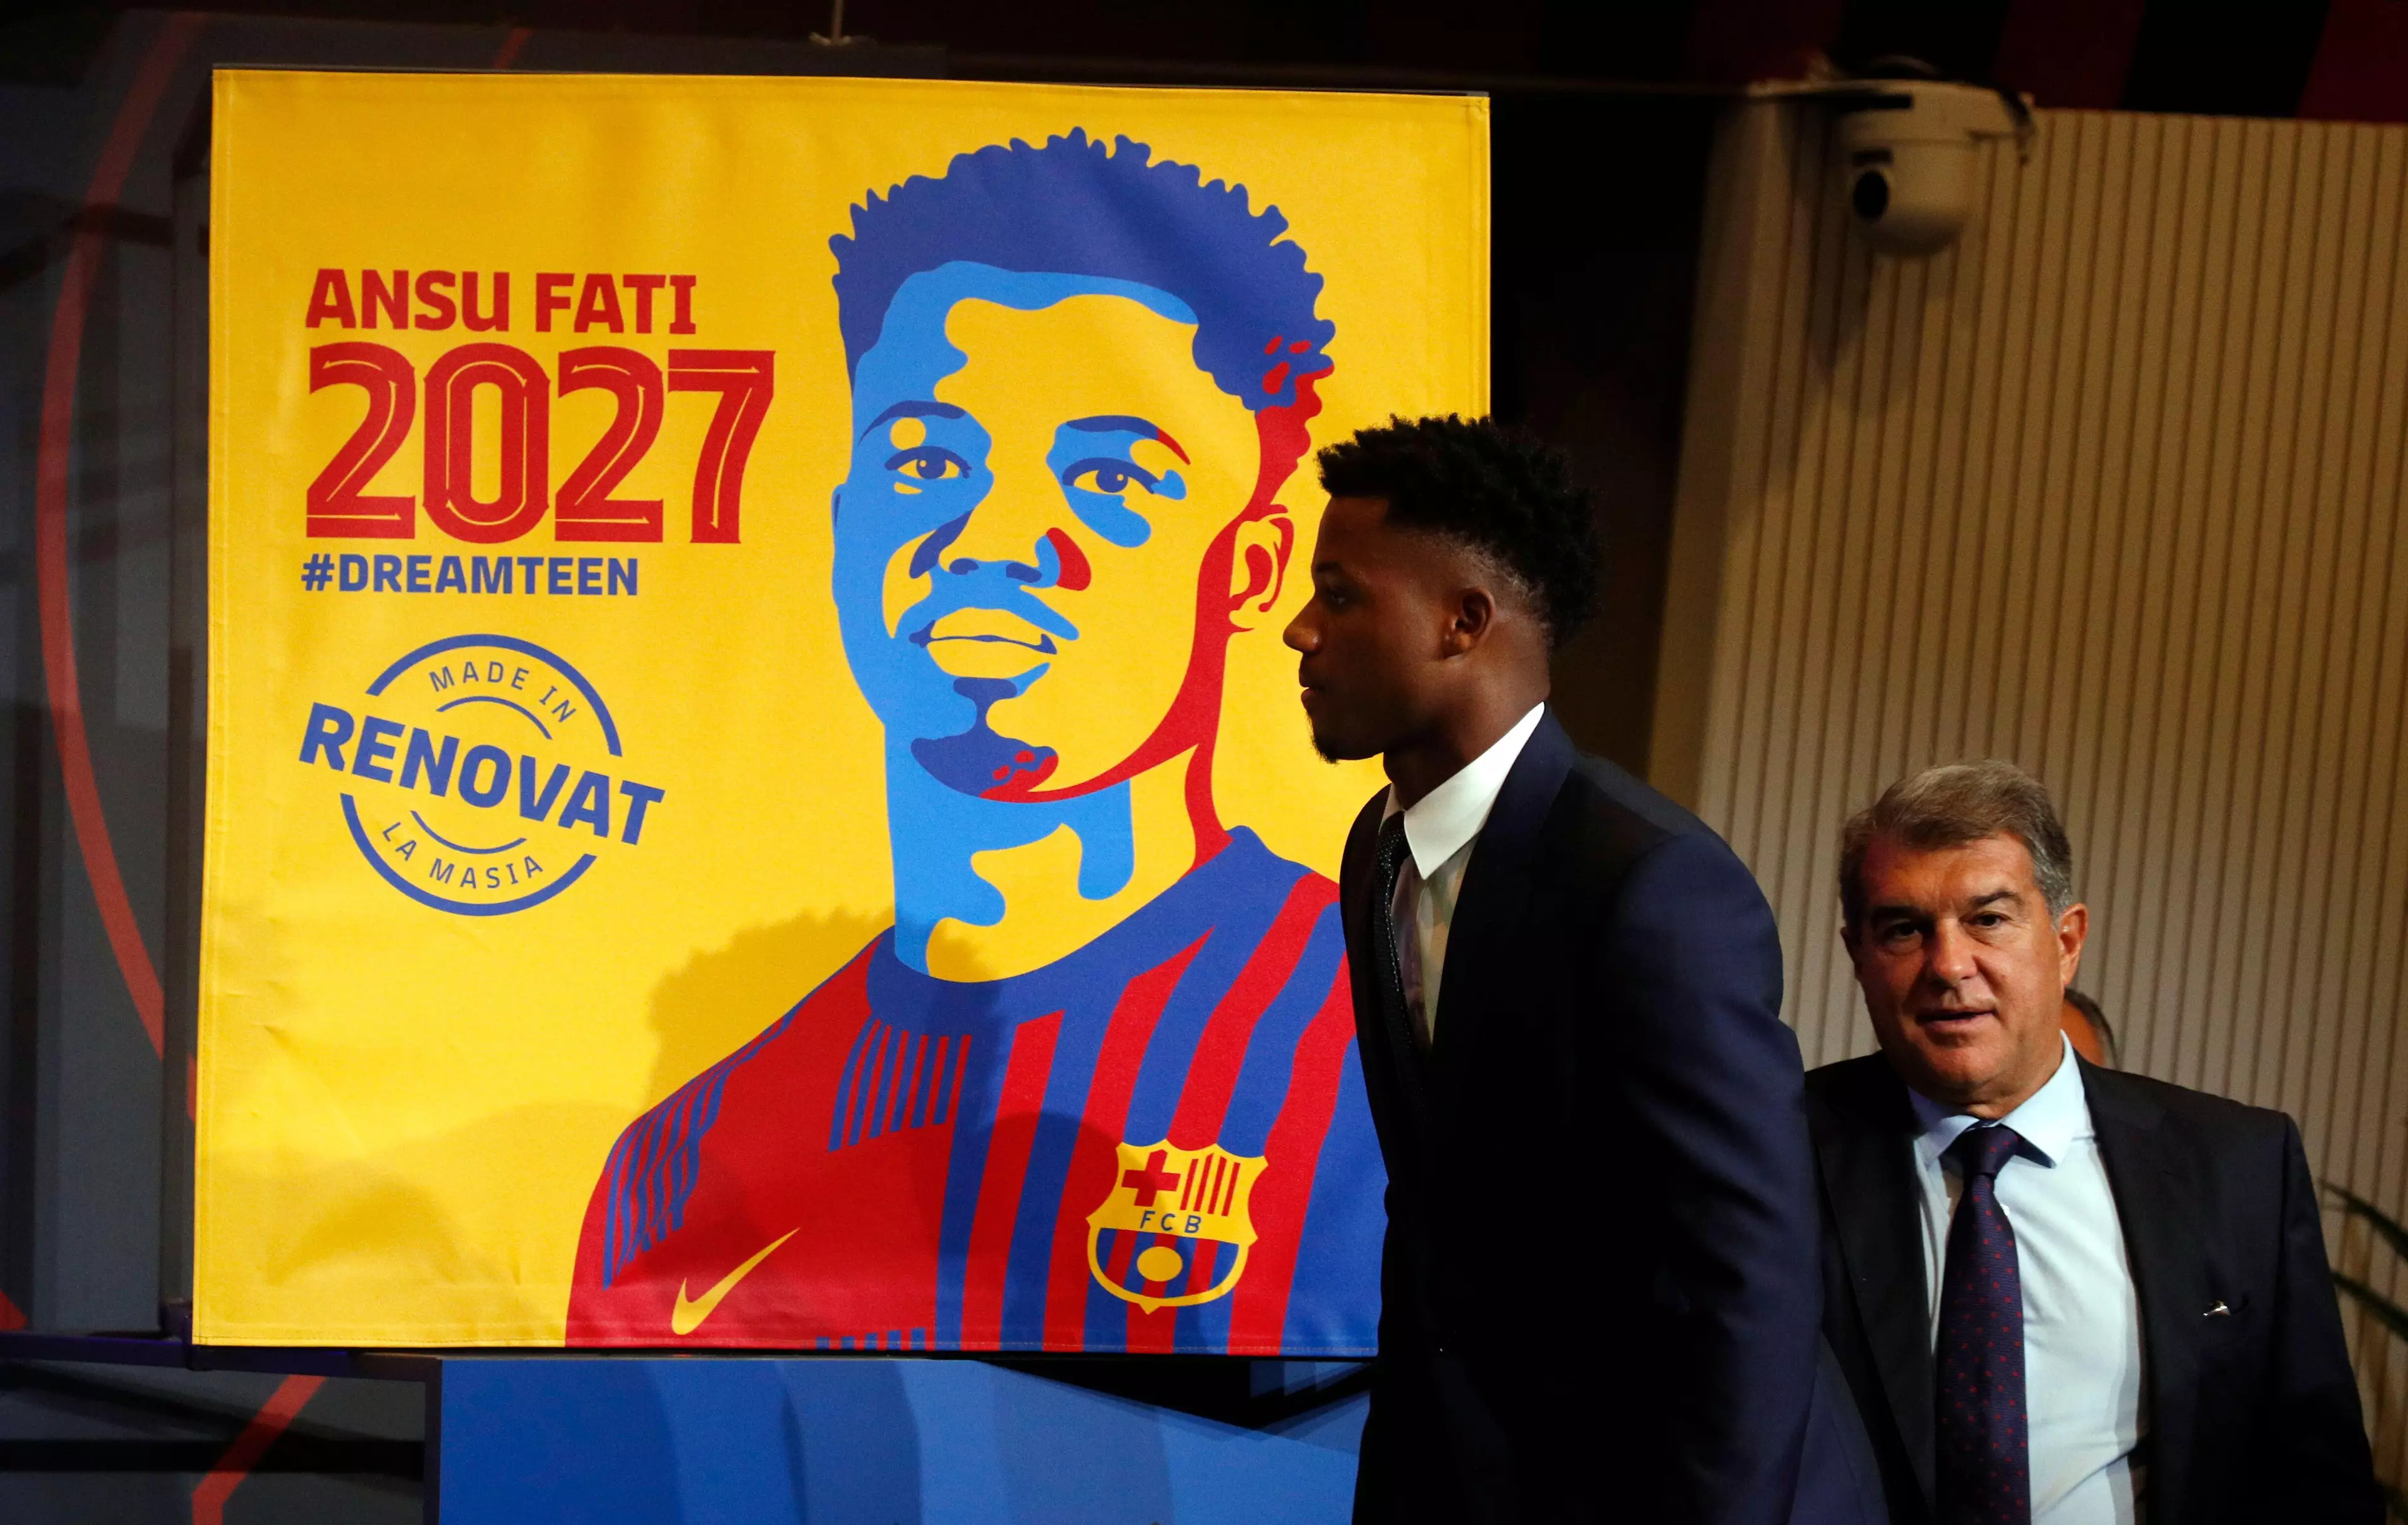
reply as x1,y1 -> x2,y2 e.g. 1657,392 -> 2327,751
1380,703 -> 1546,880
1905,1032 -> 2093,1169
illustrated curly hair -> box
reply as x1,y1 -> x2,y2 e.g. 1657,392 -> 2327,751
1316,415 -> 1599,647
831,129 -> 1334,413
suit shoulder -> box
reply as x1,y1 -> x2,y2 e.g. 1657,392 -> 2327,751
1803,1052 -> 1905,1124
1556,751 -> 1744,880
2084,1064 -> 2296,1150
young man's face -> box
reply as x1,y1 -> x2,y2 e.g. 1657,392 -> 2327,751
832,265 -> 1264,798
1284,493 -> 1469,763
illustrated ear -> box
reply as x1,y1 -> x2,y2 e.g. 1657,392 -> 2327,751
1227,512 -> 1294,626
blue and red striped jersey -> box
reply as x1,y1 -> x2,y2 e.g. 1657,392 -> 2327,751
566,830 -> 1383,1354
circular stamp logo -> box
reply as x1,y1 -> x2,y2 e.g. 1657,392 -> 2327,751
297,634 -> 663,915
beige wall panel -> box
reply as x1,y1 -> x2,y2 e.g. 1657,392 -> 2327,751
1660,101 -> 2408,1462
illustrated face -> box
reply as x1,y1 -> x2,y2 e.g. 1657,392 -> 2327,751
832,264 -> 1263,798
1845,831 -> 2087,1114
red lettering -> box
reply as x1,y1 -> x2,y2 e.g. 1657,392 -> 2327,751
305,342 -> 415,537
669,275 -> 696,335
667,349 -> 773,544
305,268 -> 356,329
360,269 -> 407,329
413,270 -> 458,330
462,271 -> 509,332
555,347 -> 665,542
623,273 -> 666,334
536,272 -> 574,333
423,344 -> 549,543
574,273 -> 625,334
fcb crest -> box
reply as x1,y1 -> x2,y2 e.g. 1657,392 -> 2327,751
1085,1140 -> 1262,1314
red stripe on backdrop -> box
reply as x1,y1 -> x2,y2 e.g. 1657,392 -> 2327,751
1226,962 -> 1359,1354
2300,0 -> 2408,124
490,27 -> 532,68
189,1374 -> 323,1525
1993,0 -> 2148,110
1164,876 -> 1335,1150
1040,939 -> 1203,1351
37,12 -> 203,1058
0,1289 -> 24,1331
958,1011 -> 1060,1349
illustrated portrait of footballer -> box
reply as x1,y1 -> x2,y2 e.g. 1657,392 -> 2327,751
568,131 -> 1386,1356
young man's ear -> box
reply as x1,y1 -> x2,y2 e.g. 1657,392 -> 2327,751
1227,512 -> 1294,625
1441,586 -> 1497,656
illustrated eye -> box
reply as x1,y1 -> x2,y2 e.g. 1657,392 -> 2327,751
887,447 -> 968,481
1064,458 -> 1160,496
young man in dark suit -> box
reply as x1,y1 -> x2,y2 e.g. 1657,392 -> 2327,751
1285,416 -> 1881,1524
1811,761 -> 2379,1524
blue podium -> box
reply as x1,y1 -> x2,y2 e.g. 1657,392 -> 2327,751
432,1356 -> 1366,1524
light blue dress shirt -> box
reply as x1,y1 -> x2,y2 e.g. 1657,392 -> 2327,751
1908,1035 -> 2146,1523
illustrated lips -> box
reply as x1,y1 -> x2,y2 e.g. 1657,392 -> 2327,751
917,609 -> 1059,653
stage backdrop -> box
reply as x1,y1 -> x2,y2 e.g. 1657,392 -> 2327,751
199,71 -> 1487,1348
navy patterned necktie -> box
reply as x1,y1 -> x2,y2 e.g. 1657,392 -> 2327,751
1372,816 -> 1418,1052
1936,1123 -> 2030,1524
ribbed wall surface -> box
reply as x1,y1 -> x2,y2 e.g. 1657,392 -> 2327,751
1661,101 -> 2408,1466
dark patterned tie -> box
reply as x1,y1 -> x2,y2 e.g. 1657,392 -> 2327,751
1372,816 -> 1418,1051
1936,1123 -> 2030,1524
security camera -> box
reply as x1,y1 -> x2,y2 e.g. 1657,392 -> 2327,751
1829,82 -> 2024,256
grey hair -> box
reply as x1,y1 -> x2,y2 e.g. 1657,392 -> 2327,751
1838,759 -> 2076,927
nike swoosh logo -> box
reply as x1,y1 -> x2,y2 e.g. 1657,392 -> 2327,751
670,1228 -> 798,1336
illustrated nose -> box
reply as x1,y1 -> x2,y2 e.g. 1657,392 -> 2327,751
943,456 -> 1056,582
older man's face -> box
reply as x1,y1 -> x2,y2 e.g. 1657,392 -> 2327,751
1845,831 -> 2087,1117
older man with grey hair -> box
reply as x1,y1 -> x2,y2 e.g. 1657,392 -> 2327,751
1805,759 -> 2377,1525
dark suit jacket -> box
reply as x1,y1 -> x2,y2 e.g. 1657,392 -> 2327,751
1343,712 -> 1881,1524
1807,1052 -> 2381,1524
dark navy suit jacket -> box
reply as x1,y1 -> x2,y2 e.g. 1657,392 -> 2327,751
1808,1052 -> 2380,1524
1341,711 -> 1883,1523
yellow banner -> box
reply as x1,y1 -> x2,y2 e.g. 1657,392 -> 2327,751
201,69 -> 1486,1348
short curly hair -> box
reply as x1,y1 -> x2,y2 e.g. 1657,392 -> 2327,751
1316,415 -> 1599,648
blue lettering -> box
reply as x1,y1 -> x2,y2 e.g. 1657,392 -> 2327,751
557,771 -> 611,836
618,780 -> 665,844
518,757 -> 571,821
338,554 -> 368,591
471,556 -> 512,594
435,555 -> 468,593
298,702 -> 354,768
1185,1213 -> 1203,1234
608,557 -> 637,595
350,715 -> 403,783
406,554 -> 431,593
399,729 -> 458,794
547,557 -> 573,594
372,554 -> 402,592
577,556 -> 603,595
458,745 -> 510,807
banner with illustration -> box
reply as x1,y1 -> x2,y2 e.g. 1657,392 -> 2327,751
201,70 -> 1487,1349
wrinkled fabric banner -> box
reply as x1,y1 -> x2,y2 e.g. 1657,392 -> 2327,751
200,70 -> 1488,1349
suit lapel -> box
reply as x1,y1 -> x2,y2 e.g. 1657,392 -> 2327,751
1814,1062 -> 1938,1513
1341,791 -> 1434,1146
2084,1062 -> 2199,1525
1424,711 -> 1575,1092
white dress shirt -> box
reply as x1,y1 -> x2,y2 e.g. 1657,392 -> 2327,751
1908,1035 -> 2146,1524
1379,703 -> 1545,1045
